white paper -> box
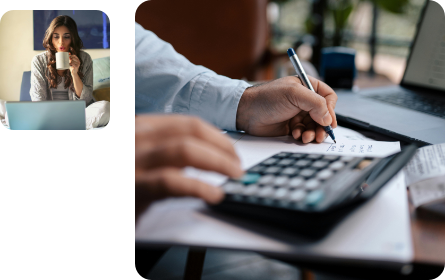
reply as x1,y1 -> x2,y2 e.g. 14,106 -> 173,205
136,171 -> 412,263
333,125 -> 372,141
410,175 -> 445,207
404,143 -> 445,186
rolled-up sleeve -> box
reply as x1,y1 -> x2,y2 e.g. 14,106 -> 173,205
30,55 -> 48,101
74,52 -> 93,104
135,23 -> 250,131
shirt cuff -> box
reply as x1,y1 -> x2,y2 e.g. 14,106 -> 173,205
189,73 -> 250,131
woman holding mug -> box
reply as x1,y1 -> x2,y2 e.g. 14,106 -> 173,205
30,15 -> 93,106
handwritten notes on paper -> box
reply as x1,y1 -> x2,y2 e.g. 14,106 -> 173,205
301,140 -> 400,157
233,134 -> 400,170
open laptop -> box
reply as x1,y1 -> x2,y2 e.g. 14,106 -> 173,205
335,0 -> 445,145
5,100 -> 86,130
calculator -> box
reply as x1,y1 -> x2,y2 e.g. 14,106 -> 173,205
210,145 -> 417,238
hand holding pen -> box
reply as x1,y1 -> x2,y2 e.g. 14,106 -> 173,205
287,48 -> 337,143
236,75 -> 338,143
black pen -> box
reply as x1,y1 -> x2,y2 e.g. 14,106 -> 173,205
287,48 -> 336,143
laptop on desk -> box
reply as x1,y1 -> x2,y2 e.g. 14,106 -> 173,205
5,100 -> 86,130
335,0 -> 445,145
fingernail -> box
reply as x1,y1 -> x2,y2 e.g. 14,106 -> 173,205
211,187 -> 224,203
322,111 -> 332,125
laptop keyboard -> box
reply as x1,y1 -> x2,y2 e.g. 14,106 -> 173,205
367,91 -> 445,119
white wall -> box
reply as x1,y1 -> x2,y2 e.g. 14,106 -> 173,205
0,10 -> 110,101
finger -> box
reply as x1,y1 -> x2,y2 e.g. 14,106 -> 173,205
307,76 -> 338,128
137,137 -> 244,178
315,125 -> 327,143
136,167 -> 224,204
287,82 -> 332,127
291,124 -> 305,140
328,104 -> 337,128
301,121 -> 316,143
288,111 -> 307,140
136,115 -> 240,163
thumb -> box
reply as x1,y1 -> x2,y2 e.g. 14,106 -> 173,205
290,86 -> 332,126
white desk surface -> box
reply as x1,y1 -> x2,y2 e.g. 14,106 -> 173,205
136,128 -> 413,265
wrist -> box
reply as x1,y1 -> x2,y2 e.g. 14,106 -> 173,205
236,86 -> 254,132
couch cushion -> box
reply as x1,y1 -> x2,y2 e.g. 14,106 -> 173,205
86,100 -> 110,129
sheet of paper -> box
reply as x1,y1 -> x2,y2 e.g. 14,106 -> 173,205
136,171 -> 413,263
332,125 -> 372,141
137,126 -> 411,263
410,175 -> 445,207
404,143 -> 445,186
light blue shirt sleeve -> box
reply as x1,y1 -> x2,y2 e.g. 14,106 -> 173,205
135,23 -> 250,131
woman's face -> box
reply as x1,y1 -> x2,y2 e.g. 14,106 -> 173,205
52,25 -> 71,52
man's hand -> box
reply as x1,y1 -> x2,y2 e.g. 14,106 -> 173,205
135,115 -> 243,221
236,76 -> 338,143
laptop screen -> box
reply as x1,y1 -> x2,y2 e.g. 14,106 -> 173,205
402,1 -> 445,92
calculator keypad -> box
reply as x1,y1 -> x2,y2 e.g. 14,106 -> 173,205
221,152 -> 356,209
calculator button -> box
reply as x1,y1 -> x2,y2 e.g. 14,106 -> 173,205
289,153 -> 306,159
263,166 -> 282,175
281,167 -> 299,176
274,176 -> 289,186
262,158 -> 279,165
274,152 -> 291,158
317,169 -> 333,180
258,175 -> 275,185
300,169 -> 316,178
305,190 -> 325,207
239,173 -> 261,184
243,184 -> 259,196
273,188 -> 289,200
289,189 -> 306,202
222,182 -> 243,194
295,159 -> 311,167
340,156 -> 355,162
323,155 -> 340,161
329,161 -> 345,171
306,154 -> 323,160
305,179 -> 321,190
288,177 -> 305,188
258,186 -> 274,198
311,160 -> 329,169
248,165 -> 265,173
277,159 -> 295,166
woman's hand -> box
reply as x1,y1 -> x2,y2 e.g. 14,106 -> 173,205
135,115 -> 244,222
69,53 -> 80,75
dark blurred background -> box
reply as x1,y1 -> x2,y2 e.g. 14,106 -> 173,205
136,0 -> 425,86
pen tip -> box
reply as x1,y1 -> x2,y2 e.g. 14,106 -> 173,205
334,140 -> 336,143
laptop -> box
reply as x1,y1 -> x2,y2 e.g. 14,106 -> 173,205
335,0 -> 445,145
5,100 -> 86,130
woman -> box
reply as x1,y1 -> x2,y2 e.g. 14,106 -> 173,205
30,15 -> 93,106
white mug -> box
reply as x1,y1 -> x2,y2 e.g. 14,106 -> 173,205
56,52 -> 70,70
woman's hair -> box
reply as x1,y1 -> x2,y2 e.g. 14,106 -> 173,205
42,15 -> 84,90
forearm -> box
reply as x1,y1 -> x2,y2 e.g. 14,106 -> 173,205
71,72 -> 83,98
